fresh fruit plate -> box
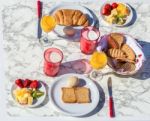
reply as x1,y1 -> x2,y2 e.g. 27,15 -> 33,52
100,2 -> 133,27
98,33 -> 145,75
49,3 -> 96,37
11,79 -> 46,108
49,74 -> 100,116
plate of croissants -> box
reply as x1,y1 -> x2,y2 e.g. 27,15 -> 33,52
103,33 -> 145,75
49,3 -> 96,37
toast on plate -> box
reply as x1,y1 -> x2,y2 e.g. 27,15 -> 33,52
75,87 -> 90,103
62,87 -> 76,103
62,87 -> 90,103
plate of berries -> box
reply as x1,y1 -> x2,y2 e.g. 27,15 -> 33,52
11,79 -> 46,108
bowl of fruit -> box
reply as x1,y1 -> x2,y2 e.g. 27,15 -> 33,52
101,2 -> 133,26
11,79 -> 46,108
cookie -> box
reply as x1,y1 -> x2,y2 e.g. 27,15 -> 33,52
121,44 -> 136,61
115,57 -> 136,63
108,49 -> 126,58
107,35 -> 119,49
110,33 -> 125,48
120,62 -> 136,72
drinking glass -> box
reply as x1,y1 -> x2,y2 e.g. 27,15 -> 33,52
44,48 -> 63,77
80,26 -> 100,54
40,15 -> 56,46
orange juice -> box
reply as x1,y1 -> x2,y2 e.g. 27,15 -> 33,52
40,15 -> 56,33
90,51 -> 107,69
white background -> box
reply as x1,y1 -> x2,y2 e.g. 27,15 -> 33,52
0,0 -> 150,121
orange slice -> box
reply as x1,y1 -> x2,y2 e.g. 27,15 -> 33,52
40,15 -> 56,33
116,3 -> 130,16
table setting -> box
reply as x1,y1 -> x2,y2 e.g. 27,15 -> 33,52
1,0 -> 150,120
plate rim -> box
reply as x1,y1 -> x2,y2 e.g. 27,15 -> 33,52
49,73 -> 100,116
11,81 -> 47,108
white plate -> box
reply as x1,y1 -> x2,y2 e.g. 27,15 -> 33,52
49,74 -> 100,116
49,3 -> 96,37
100,2 -> 133,27
11,81 -> 46,108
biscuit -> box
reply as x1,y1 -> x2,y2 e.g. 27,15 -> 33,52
108,49 -> 126,58
115,57 -> 136,63
107,35 -> 119,49
120,62 -> 136,72
110,33 -> 125,48
121,44 -> 135,61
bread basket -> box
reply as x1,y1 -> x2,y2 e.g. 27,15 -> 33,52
97,34 -> 146,75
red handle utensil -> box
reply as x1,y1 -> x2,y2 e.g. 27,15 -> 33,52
37,0 -> 41,18
108,77 -> 115,118
109,97 -> 114,117
37,0 -> 42,39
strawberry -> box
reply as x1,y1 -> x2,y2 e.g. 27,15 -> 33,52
23,79 -> 32,87
104,4 -> 112,11
30,80 -> 39,89
111,3 -> 118,9
102,8 -> 111,16
15,79 -> 24,88
102,3 -> 112,16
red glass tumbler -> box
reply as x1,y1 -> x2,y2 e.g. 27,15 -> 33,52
44,48 -> 63,77
80,26 -> 100,54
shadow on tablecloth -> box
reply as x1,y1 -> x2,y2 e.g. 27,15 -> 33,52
132,40 -> 150,80
57,59 -> 92,76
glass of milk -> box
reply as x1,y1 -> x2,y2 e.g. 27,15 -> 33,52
44,48 -> 63,77
80,26 -> 100,54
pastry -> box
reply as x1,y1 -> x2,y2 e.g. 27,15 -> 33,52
120,62 -> 136,72
108,49 -> 126,58
62,88 -> 76,103
54,9 -> 89,27
115,57 -> 135,63
75,87 -> 90,103
110,33 -> 125,48
121,44 -> 135,61
107,35 -> 119,49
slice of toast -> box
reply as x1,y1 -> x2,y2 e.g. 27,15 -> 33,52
75,87 -> 90,103
62,87 -> 76,103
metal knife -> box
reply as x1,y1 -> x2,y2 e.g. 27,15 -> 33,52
107,77 -> 115,117
37,0 -> 42,39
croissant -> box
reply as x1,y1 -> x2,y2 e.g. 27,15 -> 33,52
108,49 -> 126,58
54,9 -> 89,27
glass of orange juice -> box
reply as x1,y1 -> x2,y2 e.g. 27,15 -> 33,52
89,51 -> 107,80
90,51 -> 107,69
40,15 -> 56,46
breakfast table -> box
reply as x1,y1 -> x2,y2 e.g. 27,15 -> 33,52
0,0 -> 150,121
